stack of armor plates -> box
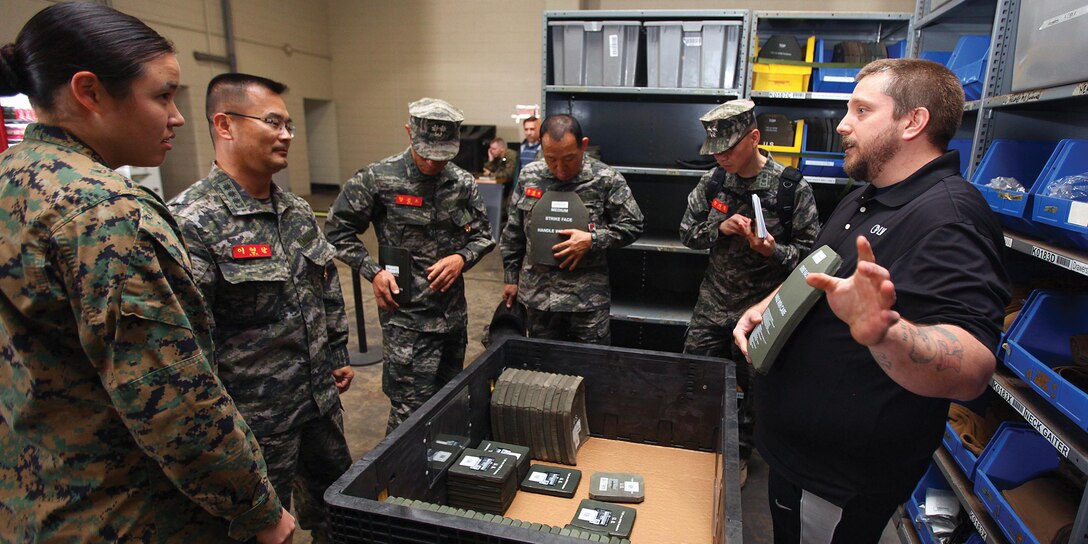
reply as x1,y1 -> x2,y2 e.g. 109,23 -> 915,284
491,368 -> 589,464
447,448 -> 519,515
478,440 -> 530,482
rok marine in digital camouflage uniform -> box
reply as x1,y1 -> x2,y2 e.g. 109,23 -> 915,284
325,98 -> 495,434
500,114 -> 644,344
679,99 -> 820,484
168,73 -> 353,542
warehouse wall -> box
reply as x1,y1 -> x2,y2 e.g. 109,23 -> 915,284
328,0 -> 915,179
1,0 -> 334,198
4,0 -> 915,195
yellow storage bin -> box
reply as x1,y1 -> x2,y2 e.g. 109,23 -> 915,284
759,119 -> 804,157
752,36 -> 816,92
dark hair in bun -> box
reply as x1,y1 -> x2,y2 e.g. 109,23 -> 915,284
2,3 -> 174,110
0,43 -> 24,95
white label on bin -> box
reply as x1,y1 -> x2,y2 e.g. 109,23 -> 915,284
823,76 -> 855,83
1040,5 -> 1088,31
807,160 -> 836,167
623,480 -> 640,493
1068,201 -> 1088,227
609,34 -> 619,57
683,36 -> 703,47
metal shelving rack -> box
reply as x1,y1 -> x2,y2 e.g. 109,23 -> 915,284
904,2 -> 1088,543
746,11 -> 912,222
541,10 -> 751,351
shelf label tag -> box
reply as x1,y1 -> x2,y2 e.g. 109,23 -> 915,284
1075,82 -> 1088,96
1005,90 -> 1042,105
1040,5 -> 1088,30
969,512 -> 987,540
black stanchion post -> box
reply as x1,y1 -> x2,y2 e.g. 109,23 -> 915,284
350,271 -> 382,367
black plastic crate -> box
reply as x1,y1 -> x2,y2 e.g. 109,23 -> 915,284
325,337 -> 742,543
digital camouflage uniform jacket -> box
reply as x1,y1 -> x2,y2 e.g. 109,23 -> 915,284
324,148 -> 494,333
0,124 -> 282,542
169,165 -> 349,437
679,154 -> 820,328
501,156 -> 644,312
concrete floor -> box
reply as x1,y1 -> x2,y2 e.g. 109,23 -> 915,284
300,189 -> 896,543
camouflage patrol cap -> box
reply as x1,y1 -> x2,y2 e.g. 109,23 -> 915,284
699,99 -> 757,155
408,97 -> 464,161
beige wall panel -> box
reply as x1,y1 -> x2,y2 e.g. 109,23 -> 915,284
589,0 -> 914,10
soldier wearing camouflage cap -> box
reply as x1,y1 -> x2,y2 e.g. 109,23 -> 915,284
0,5 -> 294,542
500,114 -> 644,344
679,98 -> 820,486
325,97 -> 495,434
169,73 -> 354,543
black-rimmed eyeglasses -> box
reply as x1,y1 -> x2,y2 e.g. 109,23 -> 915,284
223,112 -> 296,137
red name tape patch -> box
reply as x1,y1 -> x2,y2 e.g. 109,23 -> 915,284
233,244 -> 272,259
395,194 -> 423,207
525,187 -> 543,199
711,198 -> 729,214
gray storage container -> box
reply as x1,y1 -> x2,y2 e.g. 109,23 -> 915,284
645,21 -> 742,89
548,20 -> 640,87
1011,1 -> 1088,92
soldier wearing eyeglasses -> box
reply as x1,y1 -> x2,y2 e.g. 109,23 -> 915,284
168,73 -> 353,544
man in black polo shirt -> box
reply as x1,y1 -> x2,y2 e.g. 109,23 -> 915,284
734,58 -> 1010,543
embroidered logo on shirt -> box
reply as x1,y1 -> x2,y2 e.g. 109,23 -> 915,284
233,244 -> 272,259
395,194 -> 423,207
525,187 -> 543,199
711,198 -> 730,214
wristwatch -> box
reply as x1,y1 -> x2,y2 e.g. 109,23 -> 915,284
590,230 -> 599,247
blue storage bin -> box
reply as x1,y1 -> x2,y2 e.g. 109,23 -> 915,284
947,35 -> 990,100
812,39 -> 858,94
800,157 -> 847,179
921,50 -> 953,66
1003,290 -> 1088,430
1031,139 -> 1088,251
942,419 -> 980,479
973,423 -> 1063,544
970,139 -> 1062,239
886,40 -> 907,59
947,138 -> 971,176
906,463 -> 953,544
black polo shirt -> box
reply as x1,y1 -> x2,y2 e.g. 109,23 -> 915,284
754,151 -> 1010,504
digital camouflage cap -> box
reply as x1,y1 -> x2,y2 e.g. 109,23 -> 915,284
699,99 -> 756,155
409,97 -> 464,161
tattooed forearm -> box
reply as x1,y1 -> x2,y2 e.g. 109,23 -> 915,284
891,324 -> 964,372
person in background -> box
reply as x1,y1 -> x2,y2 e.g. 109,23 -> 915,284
679,98 -> 819,488
734,58 -> 1010,543
0,4 -> 293,542
482,137 -> 517,181
168,73 -> 353,544
518,115 -> 542,172
325,98 -> 494,434
501,114 -> 644,344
